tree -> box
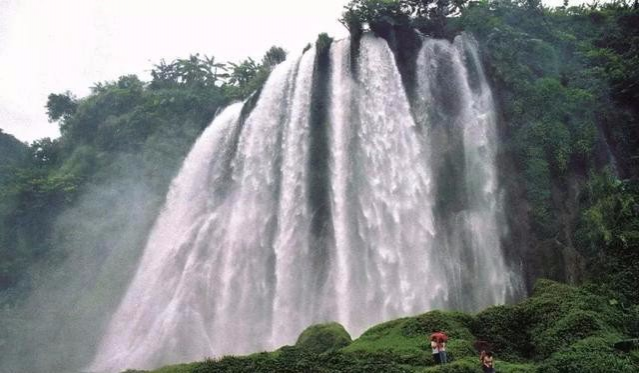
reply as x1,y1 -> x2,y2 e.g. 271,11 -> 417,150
202,54 -> 229,84
228,58 -> 260,87
339,0 -> 409,33
30,138 -> 60,167
261,46 -> 287,68
339,0 -> 468,36
45,92 -> 77,121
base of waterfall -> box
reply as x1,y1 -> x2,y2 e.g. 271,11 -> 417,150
113,280 -> 636,373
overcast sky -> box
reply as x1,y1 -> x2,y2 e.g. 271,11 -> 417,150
0,0 -> 573,143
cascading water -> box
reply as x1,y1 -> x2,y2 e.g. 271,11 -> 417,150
90,33 -> 522,372
326,35 -> 439,334
413,35 -> 522,311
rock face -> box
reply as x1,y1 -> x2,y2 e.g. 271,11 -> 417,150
295,322 -> 352,354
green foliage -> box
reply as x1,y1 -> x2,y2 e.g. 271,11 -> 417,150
339,8 -> 364,38
187,347 -> 412,373
123,362 -> 197,373
262,46 -> 287,68
45,91 -> 77,121
473,304 -> 533,360
295,322 -> 353,354
225,46 -> 286,100
422,357 -> 478,372
227,58 -> 260,88
343,310 -> 476,366
149,54 -> 227,89
491,360 -> 537,373
456,0 -> 639,246
0,166 -> 79,289
315,33 -> 334,54
401,310 -> 475,341
524,280 -> 626,341
142,280 -> 638,373
340,0 -> 409,33
534,310 -> 607,357
575,171 -> 639,304
0,131 -> 28,185
577,171 -> 637,251
538,336 -> 637,373
339,0 -> 467,37
0,45 -> 279,307
473,279 -> 630,362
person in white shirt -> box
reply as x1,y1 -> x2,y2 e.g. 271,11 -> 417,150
430,337 -> 441,364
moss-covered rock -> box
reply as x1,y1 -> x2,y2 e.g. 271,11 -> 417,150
295,322 -> 352,354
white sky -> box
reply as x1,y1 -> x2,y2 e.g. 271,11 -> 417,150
0,0 -> 575,143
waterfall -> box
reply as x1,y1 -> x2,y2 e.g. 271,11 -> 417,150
326,35 -> 438,335
414,34 -> 522,310
89,33 -> 521,372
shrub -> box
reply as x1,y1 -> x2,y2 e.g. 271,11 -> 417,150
474,304 -> 533,360
525,280 -> 626,340
533,310 -> 607,357
422,357 -> 478,373
537,336 -> 637,373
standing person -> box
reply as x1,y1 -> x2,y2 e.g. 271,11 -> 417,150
481,351 -> 495,373
438,334 -> 448,364
430,335 -> 441,364
430,331 -> 449,364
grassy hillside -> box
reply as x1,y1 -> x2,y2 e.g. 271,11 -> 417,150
125,280 -> 638,373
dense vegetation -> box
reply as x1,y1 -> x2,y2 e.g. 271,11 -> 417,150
454,0 -> 639,300
0,0 -> 638,372
0,47 -> 285,296
0,47 -> 287,372
334,0 -> 639,300
127,280 -> 638,372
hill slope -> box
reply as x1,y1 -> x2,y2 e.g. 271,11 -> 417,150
132,280 -> 638,373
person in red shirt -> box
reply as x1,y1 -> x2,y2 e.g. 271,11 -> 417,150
430,331 -> 448,364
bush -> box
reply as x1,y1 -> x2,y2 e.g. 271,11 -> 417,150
474,304 -> 533,360
525,280 -> 625,336
538,336 -> 637,373
495,361 -> 537,373
533,310 -> 607,357
473,279 -> 628,361
422,357 -> 478,373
